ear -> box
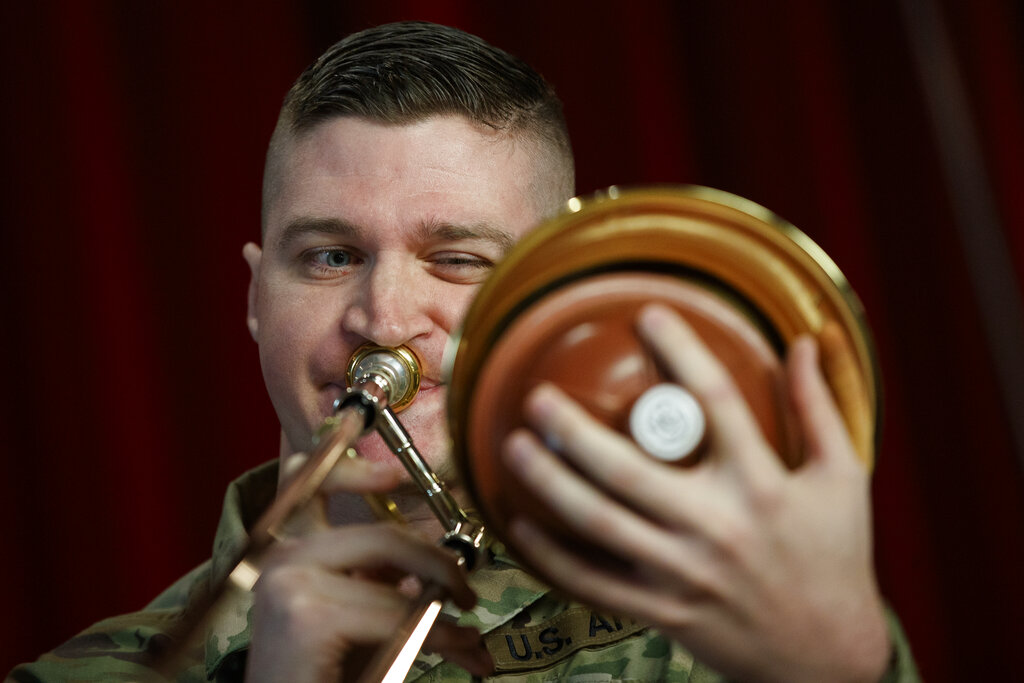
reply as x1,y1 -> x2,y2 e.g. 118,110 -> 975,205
242,242 -> 263,341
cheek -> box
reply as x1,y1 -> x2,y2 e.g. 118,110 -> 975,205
258,295 -> 317,362
256,311 -> 313,411
434,284 -> 482,331
256,289 -> 340,393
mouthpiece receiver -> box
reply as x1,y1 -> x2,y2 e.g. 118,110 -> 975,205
345,344 -> 422,412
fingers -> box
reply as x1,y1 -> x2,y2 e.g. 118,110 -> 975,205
262,524 -> 476,610
257,565 -> 409,633
518,384 -> 710,525
787,335 -> 859,471
249,553 -> 483,682
507,517 -> 695,631
817,321 -> 873,466
503,428 -> 711,579
257,566 -> 487,662
424,619 -> 494,677
249,521 -> 481,682
636,304 -> 775,468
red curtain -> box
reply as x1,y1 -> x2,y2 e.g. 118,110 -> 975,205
2,2 -> 1022,680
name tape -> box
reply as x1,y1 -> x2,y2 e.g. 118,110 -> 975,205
485,607 -> 646,672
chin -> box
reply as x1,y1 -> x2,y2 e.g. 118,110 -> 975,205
353,387 -> 452,467
354,428 -> 450,467
291,383 -> 454,488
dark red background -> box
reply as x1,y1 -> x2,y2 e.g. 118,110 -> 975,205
2,2 -> 1022,679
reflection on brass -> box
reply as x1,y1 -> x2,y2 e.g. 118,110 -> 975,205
152,405 -> 369,678
155,187 -> 881,679
154,347 -> 443,679
446,184 -> 881,586
344,447 -> 406,524
362,585 -> 446,683
346,344 -> 422,412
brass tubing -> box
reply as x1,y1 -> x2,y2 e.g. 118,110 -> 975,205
359,585 -> 447,683
152,345 -> 486,681
375,405 -> 469,534
152,404 -> 369,678
256,406 -> 370,546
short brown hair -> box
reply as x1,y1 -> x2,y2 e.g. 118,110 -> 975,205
263,21 -> 574,228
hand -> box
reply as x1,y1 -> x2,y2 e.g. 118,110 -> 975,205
502,304 -> 890,683
245,457 -> 492,682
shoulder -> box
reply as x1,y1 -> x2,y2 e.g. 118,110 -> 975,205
6,604 -> 204,682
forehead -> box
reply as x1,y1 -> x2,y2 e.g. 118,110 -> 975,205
264,115 -> 546,246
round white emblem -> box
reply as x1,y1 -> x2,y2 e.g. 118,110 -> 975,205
629,383 -> 706,462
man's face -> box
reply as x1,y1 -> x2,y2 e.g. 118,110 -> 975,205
245,115 -> 549,480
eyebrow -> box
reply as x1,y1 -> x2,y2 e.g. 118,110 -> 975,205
417,221 -> 518,256
275,216 -> 518,256
275,216 -> 363,251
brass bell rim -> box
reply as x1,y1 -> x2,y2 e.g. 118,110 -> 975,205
446,185 -> 882,479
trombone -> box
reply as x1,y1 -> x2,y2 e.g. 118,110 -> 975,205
154,343 -> 486,683
154,184 -> 882,682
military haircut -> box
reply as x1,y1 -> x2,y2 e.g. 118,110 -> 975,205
262,21 -> 575,230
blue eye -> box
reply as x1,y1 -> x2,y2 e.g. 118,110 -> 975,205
324,250 -> 351,267
301,247 -> 358,279
308,248 -> 353,268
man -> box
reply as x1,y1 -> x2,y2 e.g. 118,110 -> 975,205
9,21 -> 917,682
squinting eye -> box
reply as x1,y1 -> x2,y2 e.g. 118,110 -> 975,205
428,252 -> 495,284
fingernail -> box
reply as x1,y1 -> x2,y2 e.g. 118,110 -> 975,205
503,431 -> 531,469
806,335 -> 819,363
638,303 -> 674,335
525,382 -> 559,415
524,385 -> 564,451
790,334 -> 818,364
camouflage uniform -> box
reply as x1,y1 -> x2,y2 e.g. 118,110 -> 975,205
8,461 -> 920,682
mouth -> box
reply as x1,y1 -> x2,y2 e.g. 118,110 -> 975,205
323,379 -> 444,417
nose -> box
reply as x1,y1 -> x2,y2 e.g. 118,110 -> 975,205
341,254 -> 432,347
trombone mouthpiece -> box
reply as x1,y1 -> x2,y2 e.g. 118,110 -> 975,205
346,344 -> 422,412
